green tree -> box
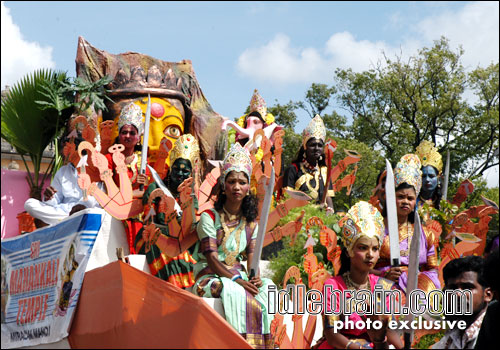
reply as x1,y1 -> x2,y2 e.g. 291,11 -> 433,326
1,70 -> 74,199
329,138 -> 385,211
334,37 -> 499,179
268,100 -> 302,173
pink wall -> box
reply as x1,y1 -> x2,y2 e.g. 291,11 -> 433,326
1,169 -> 50,239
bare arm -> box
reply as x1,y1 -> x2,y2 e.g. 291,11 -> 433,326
205,252 -> 259,296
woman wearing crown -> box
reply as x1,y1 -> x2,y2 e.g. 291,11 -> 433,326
105,103 -> 150,253
373,154 -> 440,294
283,115 -> 335,211
318,201 -> 403,349
192,143 -> 275,349
134,134 -> 200,289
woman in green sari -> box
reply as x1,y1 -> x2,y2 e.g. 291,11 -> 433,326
192,143 -> 275,349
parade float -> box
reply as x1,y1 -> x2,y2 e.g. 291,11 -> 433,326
1,37 -> 498,349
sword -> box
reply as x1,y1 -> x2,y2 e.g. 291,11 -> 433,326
249,167 -> 275,278
139,94 -> 151,191
146,164 -> 182,215
442,150 -> 450,201
385,159 -> 400,267
404,210 -> 422,349
77,154 -> 89,201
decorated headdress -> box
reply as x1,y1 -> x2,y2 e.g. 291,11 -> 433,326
169,134 -> 200,169
415,140 -> 443,174
394,154 -> 422,195
341,201 -> 385,253
237,89 -> 276,129
222,143 -> 252,181
118,102 -> 144,135
302,114 -> 326,148
249,89 -> 267,120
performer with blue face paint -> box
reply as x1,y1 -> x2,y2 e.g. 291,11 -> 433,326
415,141 -> 443,211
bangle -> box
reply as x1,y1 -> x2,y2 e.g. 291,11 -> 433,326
231,274 -> 242,282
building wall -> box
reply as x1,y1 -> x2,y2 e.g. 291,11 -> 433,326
1,169 -> 51,239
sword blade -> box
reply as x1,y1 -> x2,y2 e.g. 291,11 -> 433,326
442,150 -> 450,200
146,164 -> 182,214
140,94 -> 151,174
404,210 -> 422,347
385,159 -> 400,267
249,167 -> 275,278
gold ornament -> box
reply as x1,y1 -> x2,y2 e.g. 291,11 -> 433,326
341,201 -> 385,253
302,114 -> 326,148
169,133 -> 201,169
415,140 -> 443,174
220,212 -> 245,266
248,89 -> 267,121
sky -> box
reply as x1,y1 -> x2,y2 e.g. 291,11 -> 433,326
1,1 -> 499,187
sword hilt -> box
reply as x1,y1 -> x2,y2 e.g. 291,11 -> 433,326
404,332 -> 411,349
139,169 -> 145,191
391,258 -> 400,268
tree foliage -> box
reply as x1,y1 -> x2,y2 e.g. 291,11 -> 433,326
334,37 -> 499,180
266,36 -> 499,287
1,69 -> 74,199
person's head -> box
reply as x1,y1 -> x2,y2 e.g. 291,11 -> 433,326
375,169 -> 387,203
483,249 -> 499,301
421,165 -> 439,194
395,183 -> 417,223
167,134 -> 200,193
340,201 -> 385,274
301,114 -> 326,159
304,137 -> 325,164
116,102 -> 144,151
392,154 -> 422,221
443,256 -> 492,323
246,112 -> 265,130
214,143 -> 257,221
118,124 -> 140,150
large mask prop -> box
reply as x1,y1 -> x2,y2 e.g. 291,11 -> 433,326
75,36 -> 224,172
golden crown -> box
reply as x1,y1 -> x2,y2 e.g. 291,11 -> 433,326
248,89 -> 267,121
302,114 -> 326,148
415,140 -> 443,174
222,143 -> 253,181
394,154 -> 423,195
342,201 -> 385,253
118,102 -> 144,135
169,134 -> 200,169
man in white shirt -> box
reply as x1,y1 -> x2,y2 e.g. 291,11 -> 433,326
24,135 -> 102,227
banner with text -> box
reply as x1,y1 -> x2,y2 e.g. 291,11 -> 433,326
1,209 -> 103,348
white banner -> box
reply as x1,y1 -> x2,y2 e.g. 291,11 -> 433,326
1,209 -> 103,348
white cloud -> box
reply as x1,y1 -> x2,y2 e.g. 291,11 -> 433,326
1,1 -> 55,89
236,2 -> 499,85
237,32 -> 396,85
417,1 -> 499,69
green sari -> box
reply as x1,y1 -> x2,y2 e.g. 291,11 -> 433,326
192,209 -> 275,349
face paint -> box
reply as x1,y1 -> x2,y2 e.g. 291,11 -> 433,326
421,165 -> 438,198
168,158 -> 192,193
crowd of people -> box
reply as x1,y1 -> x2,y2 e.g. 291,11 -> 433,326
23,89 -> 498,349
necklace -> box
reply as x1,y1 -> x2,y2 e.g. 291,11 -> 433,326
343,271 -> 371,291
299,163 -> 320,199
302,159 -> 319,173
223,206 -> 242,222
220,212 -> 246,266
399,221 -> 413,257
